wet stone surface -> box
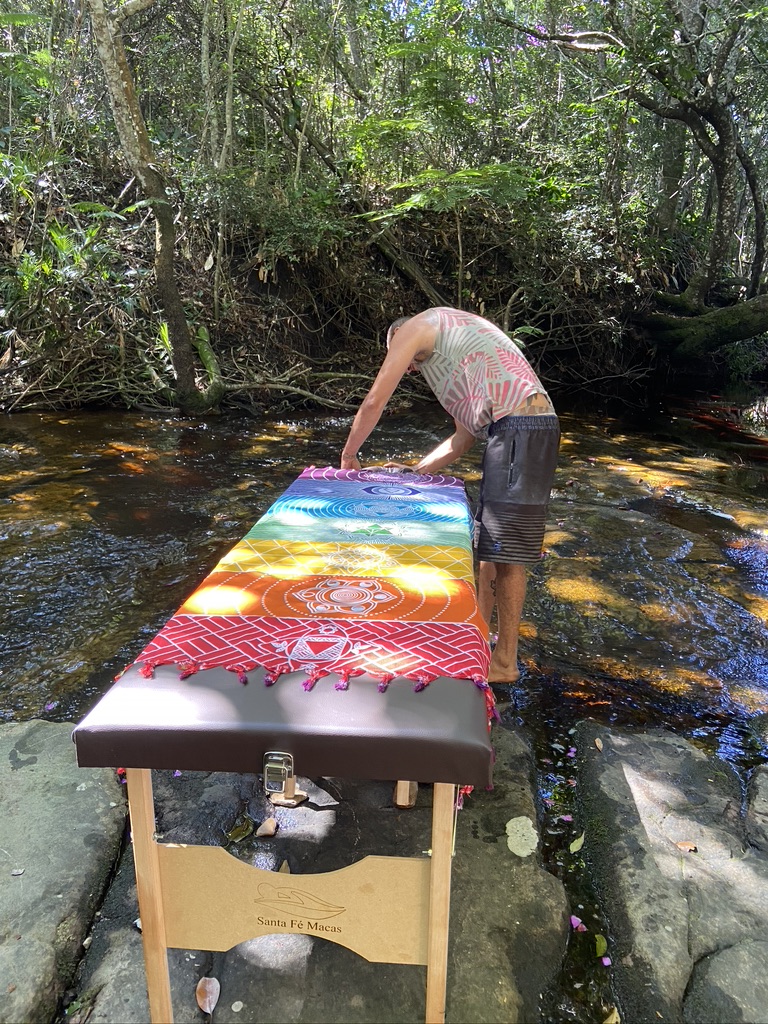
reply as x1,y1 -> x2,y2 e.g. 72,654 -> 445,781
573,725 -> 768,1024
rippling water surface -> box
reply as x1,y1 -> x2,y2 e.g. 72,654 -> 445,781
2,404 -> 768,761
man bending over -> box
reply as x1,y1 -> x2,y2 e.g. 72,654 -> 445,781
340,306 -> 560,684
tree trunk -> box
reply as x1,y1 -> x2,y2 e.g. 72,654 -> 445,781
651,119 -> 688,235
199,0 -> 220,166
85,0 -> 222,413
340,0 -> 367,103
681,127 -> 741,309
643,292 -> 768,360
737,142 -> 767,298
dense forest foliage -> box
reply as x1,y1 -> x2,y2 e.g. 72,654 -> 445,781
1,0 -> 768,414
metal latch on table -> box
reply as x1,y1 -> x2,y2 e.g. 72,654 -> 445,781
263,751 -> 293,795
262,751 -> 308,807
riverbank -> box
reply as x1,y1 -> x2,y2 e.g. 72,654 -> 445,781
3,714 -> 768,1024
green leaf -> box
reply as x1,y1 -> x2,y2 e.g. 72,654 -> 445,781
595,934 -> 608,957
158,322 -> 171,353
0,13 -> 42,26
225,817 -> 254,843
120,199 -> 170,215
569,832 -> 585,853
72,202 -> 126,221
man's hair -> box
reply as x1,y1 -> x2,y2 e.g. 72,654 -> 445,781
386,316 -> 411,345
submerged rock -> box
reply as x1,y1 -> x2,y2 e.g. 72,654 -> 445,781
746,765 -> 768,852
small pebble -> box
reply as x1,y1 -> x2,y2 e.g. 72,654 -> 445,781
256,817 -> 278,837
231,1001 -> 244,1013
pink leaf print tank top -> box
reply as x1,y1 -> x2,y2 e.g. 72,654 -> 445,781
418,308 -> 550,437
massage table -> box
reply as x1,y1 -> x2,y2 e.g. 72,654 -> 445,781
73,468 -> 494,1024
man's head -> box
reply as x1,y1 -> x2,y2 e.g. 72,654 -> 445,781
386,316 -> 411,349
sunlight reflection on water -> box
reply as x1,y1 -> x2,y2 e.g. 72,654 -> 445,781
1,405 -> 767,769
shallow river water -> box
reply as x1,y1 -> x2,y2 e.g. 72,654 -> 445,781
2,400 -> 768,1021
2,402 -> 766,753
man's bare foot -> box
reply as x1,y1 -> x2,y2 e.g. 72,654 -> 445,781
488,654 -> 520,684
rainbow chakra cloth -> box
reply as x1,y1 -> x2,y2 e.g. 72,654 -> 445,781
134,467 -> 491,698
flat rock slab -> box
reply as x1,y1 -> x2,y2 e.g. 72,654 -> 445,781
575,724 -> 768,1024
0,721 -> 126,1024
746,764 -> 768,852
683,939 -> 768,1024
70,723 -> 568,1023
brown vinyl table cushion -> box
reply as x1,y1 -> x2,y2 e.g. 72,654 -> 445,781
73,666 -> 493,789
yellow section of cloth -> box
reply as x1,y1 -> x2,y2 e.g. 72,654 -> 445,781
216,538 -> 476,585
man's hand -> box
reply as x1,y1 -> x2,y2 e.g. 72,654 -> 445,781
340,452 -> 361,471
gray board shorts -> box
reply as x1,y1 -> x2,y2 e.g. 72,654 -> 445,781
474,414 -> 561,565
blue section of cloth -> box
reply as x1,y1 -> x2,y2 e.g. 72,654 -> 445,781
246,474 -> 474,548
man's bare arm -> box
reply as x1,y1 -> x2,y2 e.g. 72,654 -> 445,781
340,316 -> 434,469
412,420 -> 476,474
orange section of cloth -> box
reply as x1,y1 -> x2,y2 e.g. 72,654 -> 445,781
179,570 -> 487,630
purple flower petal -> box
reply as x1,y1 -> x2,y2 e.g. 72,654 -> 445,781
601,956 -> 612,966
558,814 -> 573,822
570,915 -> 582,929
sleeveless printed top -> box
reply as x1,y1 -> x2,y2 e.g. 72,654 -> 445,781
418,308 -> 550,438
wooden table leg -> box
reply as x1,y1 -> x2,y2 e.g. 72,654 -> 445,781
394,780 -> 419,808
126,769 -> 174,1024
425,782 -> 456,1024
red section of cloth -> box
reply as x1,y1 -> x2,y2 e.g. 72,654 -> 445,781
137,614 -> 490,685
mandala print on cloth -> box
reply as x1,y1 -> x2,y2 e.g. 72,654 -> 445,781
134,467 -> 493,714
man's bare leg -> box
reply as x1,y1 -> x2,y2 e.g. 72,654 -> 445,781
477,559 -> 497,633
479,560 -> 526,683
